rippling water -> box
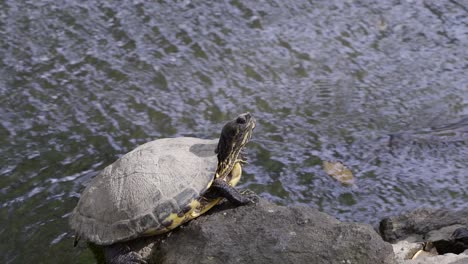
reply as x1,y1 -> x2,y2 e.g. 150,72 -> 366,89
1,0 -> 467,263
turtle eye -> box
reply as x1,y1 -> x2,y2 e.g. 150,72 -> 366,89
236,116 -> 246,124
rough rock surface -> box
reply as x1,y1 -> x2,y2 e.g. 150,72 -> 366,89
133,197 -> 396,264
399,251 -> 468,264
392,241 -> 468,264
379,208 -> 468,264
379,208 -> 468,243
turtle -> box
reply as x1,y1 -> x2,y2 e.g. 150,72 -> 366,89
69,113 -> 256,264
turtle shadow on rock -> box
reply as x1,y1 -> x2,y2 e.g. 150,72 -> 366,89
146,194 -> 395,264
148,192 -> 260,263
87,238 -> 163,264
86,192 -> 260,264
82,180 -> 259,264
90,191 -> 396,264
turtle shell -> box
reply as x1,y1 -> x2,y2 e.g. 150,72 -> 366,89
69,137 -> 218,245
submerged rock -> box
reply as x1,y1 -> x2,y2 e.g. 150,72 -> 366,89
120,197 -> 395,264
388,116 -> 468,148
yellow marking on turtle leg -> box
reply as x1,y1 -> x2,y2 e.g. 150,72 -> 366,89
144,162 -> 244,237
165,199 -> 202,230
190,162 -> 242,219
142,199 -> 201,236
190,197 -> 222,218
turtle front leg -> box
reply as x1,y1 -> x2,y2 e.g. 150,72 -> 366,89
209,178 -> 254,205
104,243 -> 147,264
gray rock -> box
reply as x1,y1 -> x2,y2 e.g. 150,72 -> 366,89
396,251 -> 468,264
379,208 -> 468,264
426,225 -> 466,243
379,208 -> 468,243
392,240 -> 423,260
140,198 -> 396,264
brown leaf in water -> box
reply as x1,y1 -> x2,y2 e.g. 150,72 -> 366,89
323,161 -> 354,186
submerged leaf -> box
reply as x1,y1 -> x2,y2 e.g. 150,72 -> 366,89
323,161 -> 355,186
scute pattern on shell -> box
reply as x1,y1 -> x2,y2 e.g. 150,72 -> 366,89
69,137 -> 218,245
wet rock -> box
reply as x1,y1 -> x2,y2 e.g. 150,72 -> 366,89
130,197 -> 396,264
379,208 -> 468,264
430,226 -> 468,255
379,208 -> 468,243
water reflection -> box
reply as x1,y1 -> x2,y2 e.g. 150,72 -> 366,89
0,0 -> 467,263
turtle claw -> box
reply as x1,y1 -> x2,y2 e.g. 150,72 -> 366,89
210,179 -> 257,206
237,154 -> 248,164
240,189 -> 259,204
239,151 -> 248,163
242,196 -> 257,205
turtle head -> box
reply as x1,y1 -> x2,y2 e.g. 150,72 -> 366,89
215,113 -> 256,178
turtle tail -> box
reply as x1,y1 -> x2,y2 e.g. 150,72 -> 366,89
73,234 -> 81,247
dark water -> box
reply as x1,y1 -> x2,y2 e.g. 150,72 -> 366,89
1,0 -> 467,263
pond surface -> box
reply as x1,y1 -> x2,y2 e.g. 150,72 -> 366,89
0,0 -> 467,263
